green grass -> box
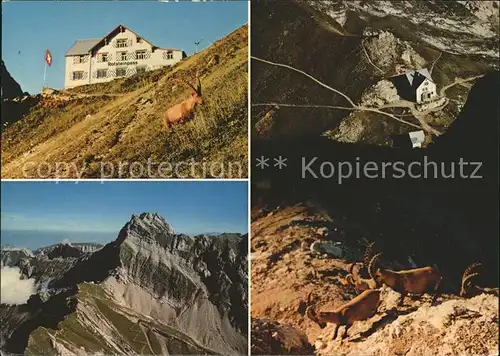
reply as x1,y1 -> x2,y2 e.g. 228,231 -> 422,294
148,330 -> 163,354
57,314 -> 114,353
26,328 -> 55,355
94,298 -> 152,352
26,313 -> 115,355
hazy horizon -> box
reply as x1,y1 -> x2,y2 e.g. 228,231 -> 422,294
1,181 -> 248,251
1,227 -> 245,251
1,229 -> 116,251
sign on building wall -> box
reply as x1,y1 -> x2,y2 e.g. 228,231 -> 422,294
108,61 -> 139,66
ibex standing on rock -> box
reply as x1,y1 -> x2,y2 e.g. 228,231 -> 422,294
368,252 -> 442,306
163,76 -> 202,130
305,290 -> 381,341
460,263 -> 499,297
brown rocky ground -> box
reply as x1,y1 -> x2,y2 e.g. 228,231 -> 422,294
251,318 -> 314,355
251,203 -> 499,355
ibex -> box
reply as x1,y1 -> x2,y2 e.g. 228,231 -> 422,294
363,241 -> 378,271
346,262 -> 377,294
460,263 -> 499,297
305,289 -> 381,340
163,76 -> 202,130
368,252 -> 442,306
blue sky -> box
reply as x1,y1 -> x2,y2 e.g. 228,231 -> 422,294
1,0 -> 248,94
1,181 -> 248,249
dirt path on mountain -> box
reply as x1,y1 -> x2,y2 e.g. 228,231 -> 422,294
379,98 -> 449,135
251,56 -> 449,135
439,74 -> 484,97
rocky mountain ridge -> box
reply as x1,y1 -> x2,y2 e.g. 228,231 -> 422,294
1,212 -> 248,355
1,59 -> 24,100
35,242 -> 103,258
303,0 -> 499,60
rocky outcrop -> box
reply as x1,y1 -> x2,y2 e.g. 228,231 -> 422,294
1,243 -> 103,287
34,242 -> 103,258
0,60 -> 33,125
315,289 -> 498,356
0,287 -> 77,355
1,60 -> 24,100
363,31 -> 427,75
303,0 -> 499,61
251,318 -> 315,355
1,247 -> 34,268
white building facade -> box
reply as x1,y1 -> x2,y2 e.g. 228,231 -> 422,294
391,68 -> 438,105
405,68 -> 437,104
64,24 -> 187,89
415,76 -> 437,104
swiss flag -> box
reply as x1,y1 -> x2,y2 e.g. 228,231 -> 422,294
45,49 -> 52,66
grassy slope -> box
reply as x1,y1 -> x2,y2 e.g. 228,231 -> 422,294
26,283 -> 217,355
1,26 -> 248,178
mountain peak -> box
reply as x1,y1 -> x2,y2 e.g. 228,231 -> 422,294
1,212 -> 248,355
128,212 -> 175,235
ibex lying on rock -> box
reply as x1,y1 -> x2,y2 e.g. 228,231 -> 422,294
368,252 -> 442,306
346,262 -> 377,294
460,263 -> 499,297
305,289 -> 381,340
163,76 -> 202,130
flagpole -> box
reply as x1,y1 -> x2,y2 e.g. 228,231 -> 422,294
41,60 -> 47,92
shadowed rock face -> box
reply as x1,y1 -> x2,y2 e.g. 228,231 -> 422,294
1,213 -> 248,355
1,60 -> 24,100
1,248 -> 34,267
35,242 -> 103,257
252,70 -> 499,291
1,243 -> 104,286
44,244 -> 86,259
0,288 -> 78,355
251,318 -> 315,355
